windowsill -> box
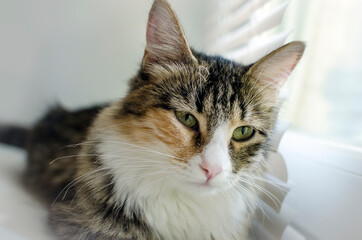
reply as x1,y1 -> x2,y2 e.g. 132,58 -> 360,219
280,130 -> 362,176
279,130 -> 362,240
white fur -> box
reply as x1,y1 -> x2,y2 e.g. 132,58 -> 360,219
202,123 -> 232,177
97,123 -> 252,240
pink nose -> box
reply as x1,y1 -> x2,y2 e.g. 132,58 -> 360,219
200,161 -> 223,181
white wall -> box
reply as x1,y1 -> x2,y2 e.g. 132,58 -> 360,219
0,0 -> 209,126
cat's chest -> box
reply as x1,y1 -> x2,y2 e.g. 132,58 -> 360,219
140,192 -> 249,240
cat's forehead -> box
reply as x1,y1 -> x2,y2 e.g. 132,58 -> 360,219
163,55 -> 252,126
122,53 -> 274,133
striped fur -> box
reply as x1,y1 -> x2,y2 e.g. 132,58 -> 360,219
19,0 -> 305,239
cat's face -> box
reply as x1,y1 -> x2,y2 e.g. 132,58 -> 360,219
96,0 -> 304,196
116,60 -> 271,194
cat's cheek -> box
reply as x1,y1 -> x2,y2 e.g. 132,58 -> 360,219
146,108 -> 199,162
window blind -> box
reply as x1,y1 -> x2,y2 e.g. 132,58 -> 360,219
207,0 -> 290,65
206,1 -> 306,239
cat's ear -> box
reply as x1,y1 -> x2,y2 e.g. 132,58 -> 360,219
142,0 -> 196,68
248,41 -> 305,90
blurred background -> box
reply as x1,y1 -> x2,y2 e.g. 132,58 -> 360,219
279,0 -> 362,147
0,0 -> 208,125
0,0 -> 361,239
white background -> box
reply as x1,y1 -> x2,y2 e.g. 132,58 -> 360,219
0,0 -> 208,126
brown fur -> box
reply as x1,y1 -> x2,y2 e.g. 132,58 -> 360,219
6,0 -> 305,239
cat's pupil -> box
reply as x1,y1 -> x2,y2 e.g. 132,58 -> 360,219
175,111 -> 197,129
184,114 -> 195,126
185,114 -> 190,122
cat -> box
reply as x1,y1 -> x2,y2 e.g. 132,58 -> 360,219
0,0 -> 305,239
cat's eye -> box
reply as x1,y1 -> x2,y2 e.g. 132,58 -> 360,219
232,126 -> 255,142
175,111 -> 198,129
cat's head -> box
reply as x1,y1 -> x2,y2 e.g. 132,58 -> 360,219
95,0 -> 304,196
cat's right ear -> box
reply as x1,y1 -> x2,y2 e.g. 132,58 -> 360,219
247,41 -> 305,92
142,0 -> 196,69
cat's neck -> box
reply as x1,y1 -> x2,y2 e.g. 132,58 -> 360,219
123,185 -> 249,240
98,145 -> 250,239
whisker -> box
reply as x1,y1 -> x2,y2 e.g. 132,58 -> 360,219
236,177 -> 281,211
55,140 -> 185,162
238,173 -> 288,192
51,166 -> 112,206
49,150 -> 184,165
133,174 -> 173,196
73,180 -> 117,209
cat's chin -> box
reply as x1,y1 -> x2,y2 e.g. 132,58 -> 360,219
194,183 -> 226,195
178,178 -> 234,196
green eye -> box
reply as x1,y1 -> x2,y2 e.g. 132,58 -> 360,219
232,126 -> 255,142
175,111 -> 198,129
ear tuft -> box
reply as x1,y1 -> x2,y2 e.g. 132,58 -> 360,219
142,0 -> 196,68
248,41 -> 305,89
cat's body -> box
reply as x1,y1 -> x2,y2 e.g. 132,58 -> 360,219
24,102 -> 249,240
0,0 -> 304,239
30,56 -> 252,240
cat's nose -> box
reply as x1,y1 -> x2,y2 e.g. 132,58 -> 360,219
200,161 -> 223,181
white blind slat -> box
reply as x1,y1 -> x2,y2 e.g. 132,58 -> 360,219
206,0 -> 247,27
271,127 -> 291,154
210,1 -> 289,53
211,0 -> 270,39
251,201 -> 291,240
218,0 -> 248,18
224,30 -> 291,64
260,172 -> 290,212
281,226 -> 306,240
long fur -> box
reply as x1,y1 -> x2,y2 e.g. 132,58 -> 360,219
1,0 -> 304,239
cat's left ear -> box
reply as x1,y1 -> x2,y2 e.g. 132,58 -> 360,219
142,0 -> 196,68
247,41 -> 305,90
